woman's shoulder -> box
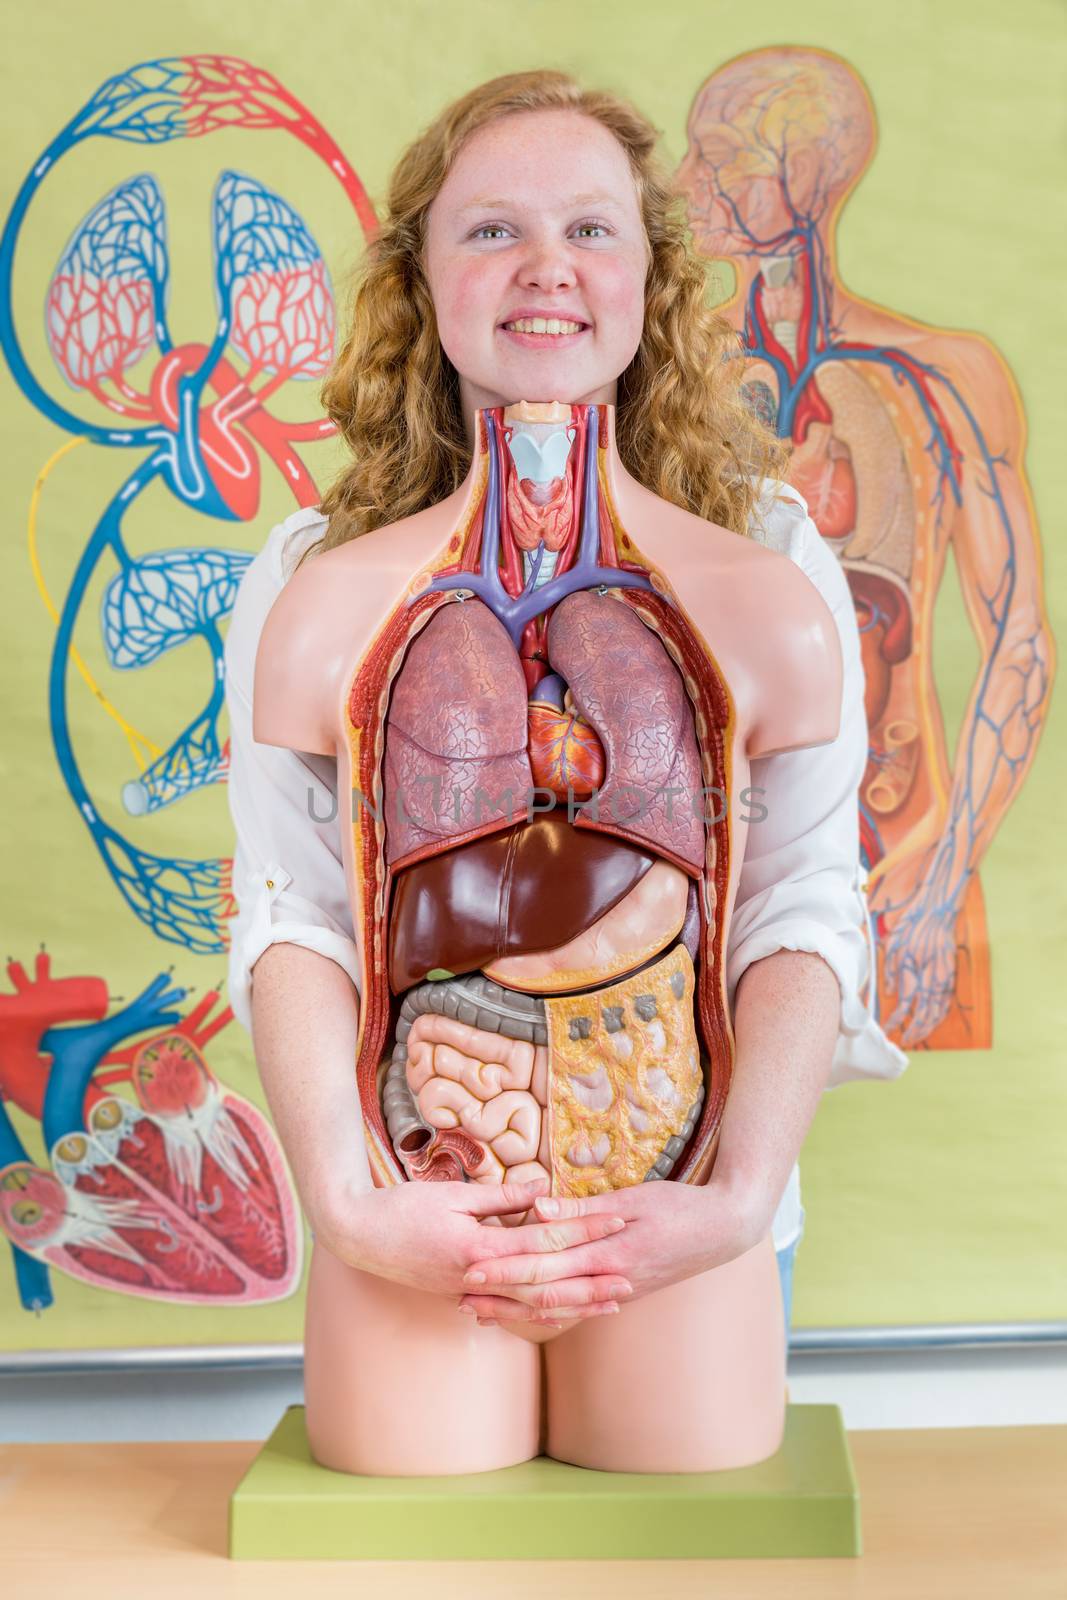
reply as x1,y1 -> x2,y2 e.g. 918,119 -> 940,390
745,477 -> 810,561
746,478 -> 853,624
275,494 -> 466,590
270,504 -> 332,584
254,504 -> 388,616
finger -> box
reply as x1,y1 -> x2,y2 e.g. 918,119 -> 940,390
530,1304 -> 621,1327
461,1275 -> 633,1312
463,1242 -> 624,1288
457,1293 -> 538,1322
455,1178 -> 550,1218
462,1292 -> 622,1322
476,1212 -> 625,1259
530,1193 -> 619,1223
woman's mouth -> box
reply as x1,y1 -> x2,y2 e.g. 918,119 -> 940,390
499,317 -> 590,348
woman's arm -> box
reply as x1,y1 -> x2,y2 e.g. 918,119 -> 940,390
712,947 -> 840,1226
725,494 -> 906,1091
225,517 -> 375,1226
224,513 -> 365,1036
249,942 -> 371,1224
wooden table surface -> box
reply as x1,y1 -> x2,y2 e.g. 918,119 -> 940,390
1,1426 -> 1064,1597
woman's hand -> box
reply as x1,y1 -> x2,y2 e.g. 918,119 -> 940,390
457,1177 -> 771,1324
313,1176 -> 634,1324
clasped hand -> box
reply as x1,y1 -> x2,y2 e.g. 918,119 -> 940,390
326,1173 -> 764,1330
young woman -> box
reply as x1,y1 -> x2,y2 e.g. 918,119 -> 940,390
225,70 -> 900,1474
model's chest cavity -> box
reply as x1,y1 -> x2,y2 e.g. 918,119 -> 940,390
382,590 -> 706,872
377,591 -> 717,1197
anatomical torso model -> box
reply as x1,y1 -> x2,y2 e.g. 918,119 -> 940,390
253,400 -> 842,1476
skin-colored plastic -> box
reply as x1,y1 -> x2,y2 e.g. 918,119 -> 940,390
303,1222 -> 787,1476
252,401 -> 841,1475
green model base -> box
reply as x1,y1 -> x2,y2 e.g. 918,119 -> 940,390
229,1404 -> 861,1560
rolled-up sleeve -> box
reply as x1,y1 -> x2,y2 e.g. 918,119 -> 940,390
729,488 -> 908,1091
223,513 -> 361,1034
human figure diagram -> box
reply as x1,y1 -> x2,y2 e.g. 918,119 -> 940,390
676,45 -> 1056,1049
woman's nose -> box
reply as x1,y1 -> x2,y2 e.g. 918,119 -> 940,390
517,239 -> 577,291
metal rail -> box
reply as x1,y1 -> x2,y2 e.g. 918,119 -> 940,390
2,1322 -> 1065,1376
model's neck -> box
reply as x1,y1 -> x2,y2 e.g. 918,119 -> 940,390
476,399 -> 626,563
498,400 -> 579,563
426,401 -> 654,668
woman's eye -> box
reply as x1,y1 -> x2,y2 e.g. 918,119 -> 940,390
471,220 -> 612,241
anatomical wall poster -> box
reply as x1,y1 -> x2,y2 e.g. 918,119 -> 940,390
1,0 -> 1062,1352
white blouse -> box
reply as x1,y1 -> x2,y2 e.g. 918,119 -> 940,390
223,481 -> 907,1252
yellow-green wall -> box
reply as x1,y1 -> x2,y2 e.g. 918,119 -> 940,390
1,0 -> 1063,1348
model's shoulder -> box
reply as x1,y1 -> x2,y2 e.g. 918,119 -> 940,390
254,500 -> 456,754
622,473 -> 776,577
650,474 -> 812,569
747,479 -> 859,626
281,497 -> 459,593
235,501 -> 413,646
722,482 -> 844,755
711,480 -> 821,596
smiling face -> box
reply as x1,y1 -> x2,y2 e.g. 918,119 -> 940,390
424,109 -> 649,442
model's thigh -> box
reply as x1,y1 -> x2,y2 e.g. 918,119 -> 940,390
303,1239 -> 541,1475
543,1232 -> 786,1472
